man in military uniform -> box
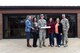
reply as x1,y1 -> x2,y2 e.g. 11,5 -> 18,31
38,14 -> 46,48
61,14 -> 70,47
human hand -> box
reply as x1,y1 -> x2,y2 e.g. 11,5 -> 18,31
32,27 -> 34,30
60,33 -> 62,35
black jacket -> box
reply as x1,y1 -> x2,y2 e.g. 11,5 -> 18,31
55,23 -> 63,34
31,22 -> 39,33
58,23 -> 63,34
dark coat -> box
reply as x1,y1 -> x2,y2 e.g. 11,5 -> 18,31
31,22 -> 39,33
47,21 -> 55,34
55,23 -> 63,34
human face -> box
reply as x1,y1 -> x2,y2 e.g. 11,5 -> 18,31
62,14 -> 65,19
62,16 -> 65,19
34,18 -> 37,22
56,18 -> 60,23
28,16 -> 32,20
41,16 -> 44,19
49,18 -> 53,22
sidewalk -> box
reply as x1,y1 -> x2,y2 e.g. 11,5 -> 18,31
0,38 -> 80,53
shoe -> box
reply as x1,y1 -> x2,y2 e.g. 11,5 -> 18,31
48,45 -> 53,47
33,45 -> 38,47
27,45 -> 31,47
58,45 -> 60,47
51,45 -> 54,47
39,45 -> 42,48
48,45 -> 51,47
61,44 -> 64,46
64,45 -> 68,47
56,45 -> 58,47
42,45 -> 46,47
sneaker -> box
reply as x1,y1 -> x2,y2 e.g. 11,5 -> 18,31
48,45 -> 53,47
58,45 -> 60,47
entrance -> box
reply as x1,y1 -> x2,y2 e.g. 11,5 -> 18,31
3,13 -> 77,39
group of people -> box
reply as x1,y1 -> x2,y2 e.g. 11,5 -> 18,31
25,14 -> 69,48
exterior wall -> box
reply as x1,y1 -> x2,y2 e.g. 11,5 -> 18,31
0,9 -> 80,39
0,14 -> 3,39
0,9 -> 79,14
77,13 -> 80,38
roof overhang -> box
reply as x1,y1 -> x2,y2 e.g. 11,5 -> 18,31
0,6 -> 80,10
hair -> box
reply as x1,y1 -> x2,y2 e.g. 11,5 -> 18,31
56,18 -> 59,20
49,17 -> 53,22
26,15 -> 32,19
33,17 -> 37,22
55,18 -> 60,24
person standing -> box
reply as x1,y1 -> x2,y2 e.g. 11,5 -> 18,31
47,17 -> 55,47
25,15 -> 33,47
38,14 -> 47,48
61,14 -> 70,47
55,18 -> 63,47
32,17 -> 39,47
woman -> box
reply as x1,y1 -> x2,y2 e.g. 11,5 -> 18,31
32,17 -> 39,47
55,18 -> 63,47
47,17 -> 55,47
25,15 -> 32,47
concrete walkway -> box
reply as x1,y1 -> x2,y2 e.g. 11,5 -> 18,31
0,38 -> 80,53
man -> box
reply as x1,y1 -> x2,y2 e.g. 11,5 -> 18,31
25,15 -> 33,47
61,14 -> 70,47
38,14 -> 47,48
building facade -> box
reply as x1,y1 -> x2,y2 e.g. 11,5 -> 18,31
0,6 -> 80,39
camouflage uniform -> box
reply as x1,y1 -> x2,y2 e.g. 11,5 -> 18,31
38,19 -> 46,47
61,18 -> 70,46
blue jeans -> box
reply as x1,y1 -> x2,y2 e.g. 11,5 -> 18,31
49,33 -> 54,46
56,33 -> 62,45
